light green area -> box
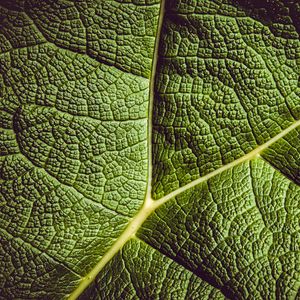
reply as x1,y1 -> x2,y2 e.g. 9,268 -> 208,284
0,1 -> 158,297
0,0 -> 300,299
262,127 -> 300,186
80,238 -> 226,300
0,230 -> 81,299
152,0 -> 300,199
29,0 -> 160,78
139,158 -> 300,299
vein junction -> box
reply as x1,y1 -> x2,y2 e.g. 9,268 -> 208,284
68,118 -> 300,300
2,0 -> 300,299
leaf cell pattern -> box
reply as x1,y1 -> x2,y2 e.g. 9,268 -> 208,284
0,0 -> 299,299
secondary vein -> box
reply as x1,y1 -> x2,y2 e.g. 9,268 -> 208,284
67,116 -> 300,300
67,0 -> 300,297
154,119 -> 300,208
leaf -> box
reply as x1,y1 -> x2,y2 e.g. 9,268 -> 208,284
0,0 -> 299,299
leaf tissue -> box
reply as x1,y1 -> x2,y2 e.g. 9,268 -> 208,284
0,0 -> 299,299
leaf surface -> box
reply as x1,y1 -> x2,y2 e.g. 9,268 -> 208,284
0,0 -> 299,299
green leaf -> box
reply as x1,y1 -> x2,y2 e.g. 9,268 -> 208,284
0,0 -> 299,299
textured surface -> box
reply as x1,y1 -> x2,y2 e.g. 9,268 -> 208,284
152,0 -> 300,199
0,0 -> 159,297
0,231 -> 81,299
262,127 -> 300,186
139,158 -> 300,299
0,0 -> 300,299
80,238 -> 226,300
0,0 -> 160,77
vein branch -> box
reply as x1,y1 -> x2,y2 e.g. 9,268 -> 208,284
67,0 -> 166,297
154,119 -> 300,208
65,1 -> 300,298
